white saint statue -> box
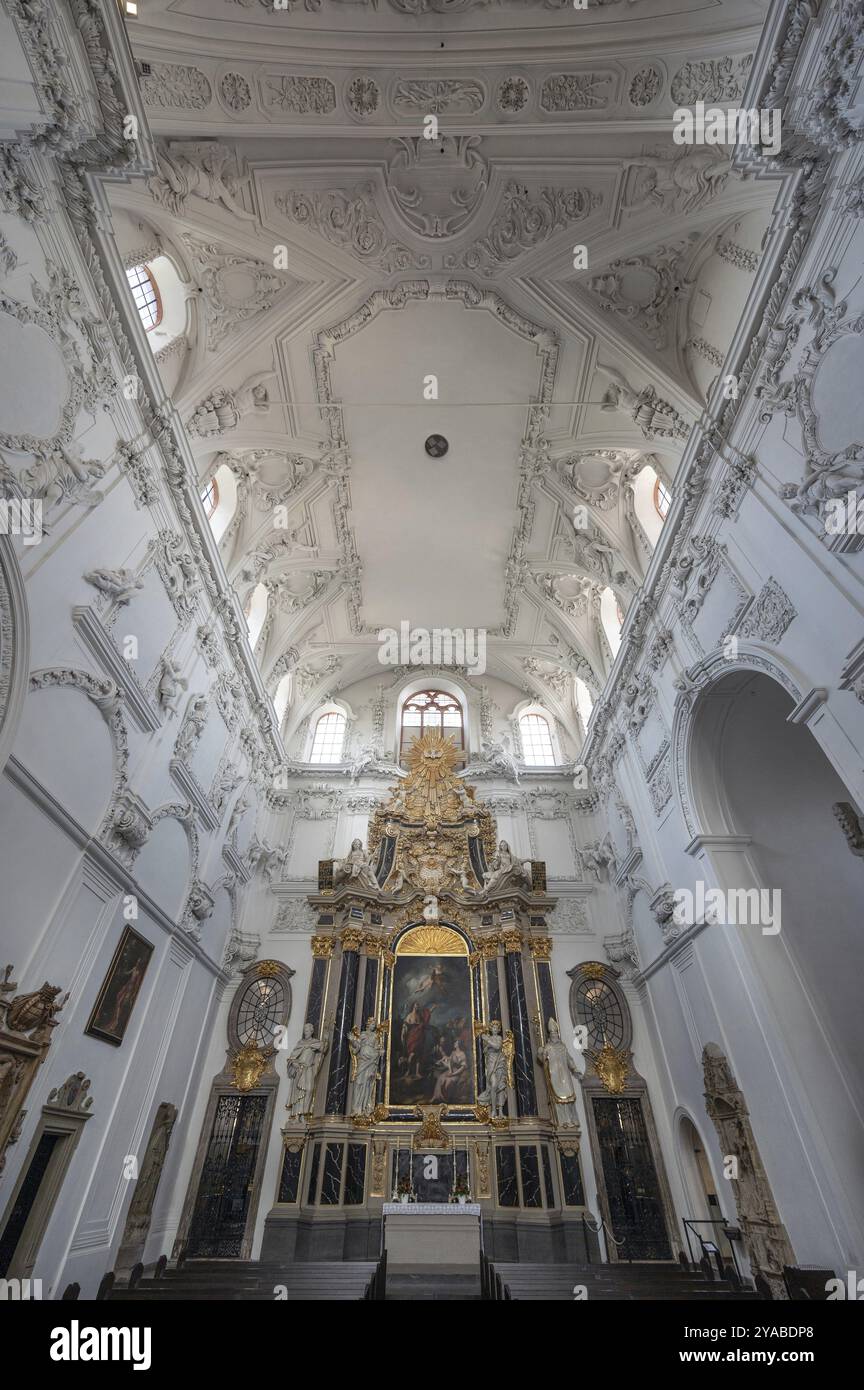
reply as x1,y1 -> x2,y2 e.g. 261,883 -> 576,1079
478,1020 -> 510,1119
348,1017 -> 385,1117
285,1023 -> 328,1121
537,1018 -> 581,1128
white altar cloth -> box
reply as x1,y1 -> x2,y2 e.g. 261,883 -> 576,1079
383,1203 -> 482,1271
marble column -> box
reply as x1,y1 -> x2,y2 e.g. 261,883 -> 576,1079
323,927 -> 364,1115
376,948 -> 394,1105
305,936 -> 334,1035
530,937 -> 557,1036
502,929 -> 538,1116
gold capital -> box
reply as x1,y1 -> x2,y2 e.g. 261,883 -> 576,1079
529,936 -> 553,961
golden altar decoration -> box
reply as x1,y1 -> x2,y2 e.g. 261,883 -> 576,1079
367,731 -> 496,897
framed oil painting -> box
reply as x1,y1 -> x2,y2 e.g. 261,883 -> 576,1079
388,946 -> 475,1107
85,926 -> 153,1046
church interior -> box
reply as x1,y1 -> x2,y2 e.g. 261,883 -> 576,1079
0,0 -> 863,1315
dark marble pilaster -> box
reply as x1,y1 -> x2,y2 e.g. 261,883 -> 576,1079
519,1145 -> 543,1208
495,1145 -> 518,1208
344,1143 -> 367,1206
277,1144 -> 303,1204
324,941 -> 361,1115
304,954 -> 329,1034
320,1142 -> 344,1205
541,1143 -> 556,1209
503,941 -> 538,1116
534,958 -> 557,1034
360,952 -> 379,1027
560,1148 -> 585,1206
306,1142 -> 321,1204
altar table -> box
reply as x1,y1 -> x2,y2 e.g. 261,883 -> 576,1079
382,1203 -> 482,1273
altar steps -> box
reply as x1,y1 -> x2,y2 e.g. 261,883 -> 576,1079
485,1258 -> 759,1301
106,1258 -> 381,1301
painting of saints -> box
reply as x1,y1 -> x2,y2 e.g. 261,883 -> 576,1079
389,954 -> 474,1106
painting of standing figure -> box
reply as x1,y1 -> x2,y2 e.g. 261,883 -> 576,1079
388,954 -> 474,1107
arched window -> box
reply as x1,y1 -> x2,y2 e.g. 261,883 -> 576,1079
125,263 -> 162,330
200,476 -> 219,519
310,709 -> 347,764
570,967 -> 629,1052
519,711 -> 556,766
400,689 -> 464,765
653,476 -> 672,519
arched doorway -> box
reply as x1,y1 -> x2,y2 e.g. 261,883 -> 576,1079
677,1115 -> 731,1268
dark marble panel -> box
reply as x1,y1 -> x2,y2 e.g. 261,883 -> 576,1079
504,951 -> 538,1116
277,1145 -> 303,1204
536,960 -> 558,1034
344,1142 -> 367,1206
560,1149 -> 585,1206
541,1143 -> 556,1209
519,1145 -> 542,1209
485,958 -> 501,1023
304,956 -> 327,1035
496,1145 -> 519,1208
360,955 -> 379,1026
324,949 -> 360,1115
320,1142 -> 344,1206
306,1142 -> 321,1205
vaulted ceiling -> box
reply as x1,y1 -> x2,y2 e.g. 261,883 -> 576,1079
110,0 -> 775,747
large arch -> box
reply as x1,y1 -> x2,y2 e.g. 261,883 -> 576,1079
678,663 -> 864,1267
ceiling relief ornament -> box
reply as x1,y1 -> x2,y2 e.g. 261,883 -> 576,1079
181,235 -> 298,352
186,372 -> 276,438
586,236 -> 699,350
555,449 -> 645,510
669,55 -> 753,105
347,77 -> 381,117
148,143 -> 256,222
497,77 -> 530,113
219,72 -> 253,113
275,185 -> 428,273
628,67 -> 663,107
262,76 -> 336,115
391,79 -> 485,116
384,136 -> 488,239
449,181 -> 601,277
140,64 -> 212,111
622,149 -> 730,216
598,365 -> 690,442
540,72 -> 615,112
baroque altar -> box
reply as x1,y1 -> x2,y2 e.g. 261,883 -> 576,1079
261,732 -> 596,1264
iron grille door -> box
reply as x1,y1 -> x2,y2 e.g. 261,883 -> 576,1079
593,1096 -> 672,1261
187,1094 -> 268,1258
